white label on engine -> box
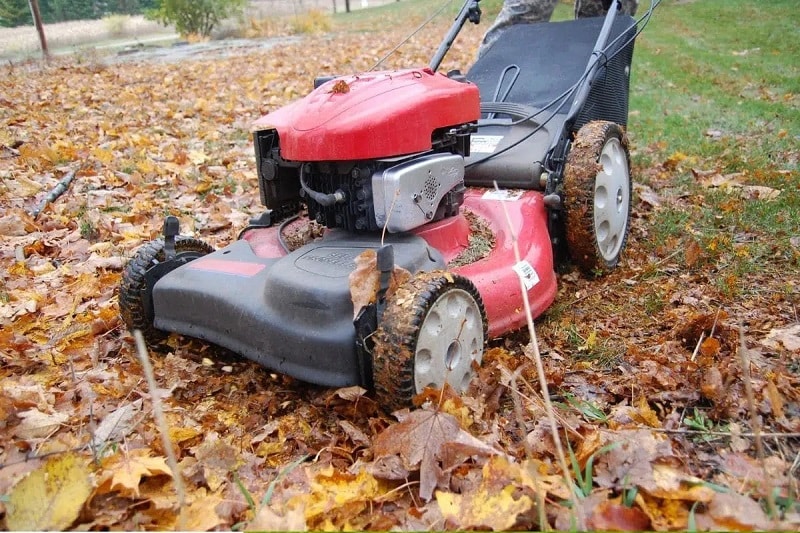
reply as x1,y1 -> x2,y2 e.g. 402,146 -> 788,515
482,189 -> 523,201
470,135 -> 503,153
513,260 -> 540,290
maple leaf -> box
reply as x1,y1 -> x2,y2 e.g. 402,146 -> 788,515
178,488 -> 226,531
304,466 -> 383,524
103,448 -> 173,498
373,408 -> 499,501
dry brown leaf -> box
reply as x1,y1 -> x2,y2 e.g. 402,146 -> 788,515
328,79 -> 350,94
587,499 -> 652,531
373,408 -> 499,501
703,491 -> 771,531
349,248 -> 411,318
13,408 -> 68,440
761,324 -> 800,352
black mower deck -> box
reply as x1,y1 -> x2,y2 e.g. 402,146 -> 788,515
151,230 -> 444,386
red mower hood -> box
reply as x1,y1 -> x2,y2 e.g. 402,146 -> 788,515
252,68 -> 480,161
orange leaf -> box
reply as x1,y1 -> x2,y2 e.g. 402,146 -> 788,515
329,79 -> 350,94
588,500 -> 651,531
104,449 -> 172,497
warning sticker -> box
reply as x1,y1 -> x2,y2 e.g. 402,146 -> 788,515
482,189 -> 523,201
470,135 -> 504,154
512,260 -> 540,290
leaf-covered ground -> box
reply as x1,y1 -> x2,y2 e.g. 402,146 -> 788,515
1,1 -> 799,530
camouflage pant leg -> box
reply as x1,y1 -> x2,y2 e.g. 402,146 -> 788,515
477,0 -> 558,58
574,0 -> 639,18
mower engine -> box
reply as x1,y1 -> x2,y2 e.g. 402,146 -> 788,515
252,68 -> 481,232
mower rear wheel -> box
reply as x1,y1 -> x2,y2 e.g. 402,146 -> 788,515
119,237 -> 213,345
372,271 -> 487,412
563,120 -> 631,273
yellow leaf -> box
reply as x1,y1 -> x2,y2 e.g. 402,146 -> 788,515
305,467 -> 382,521
437,484 -> 532,531
169,426 -> 201,444
178,489 -> 225,531
586,330 -> 598,350
6,452 -> 92,531
92,147 -> 115,164
188,150 -> 207,165
106,448 -> 173,497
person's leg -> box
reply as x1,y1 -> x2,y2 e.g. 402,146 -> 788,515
477,0 -> 559,58
574,0 -> 638,18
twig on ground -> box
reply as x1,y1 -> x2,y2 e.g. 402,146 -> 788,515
652,428 -> 800,439
508,368 -> 548,530
737,324 -> 777,517
494,182 -> 580,529
133,330 -> 186,528
30,165 -> 80,219
690,331 -> 705,362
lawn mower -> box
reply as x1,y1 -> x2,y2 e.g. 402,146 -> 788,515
120,0 -> 646,409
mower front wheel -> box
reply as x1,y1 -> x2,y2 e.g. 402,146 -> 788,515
372,271 -> 487,412
563,120 -> 631,273
119,237 -> 213,345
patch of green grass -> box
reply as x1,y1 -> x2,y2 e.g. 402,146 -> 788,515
564,324 -> 621,368
629,1 -> 800,298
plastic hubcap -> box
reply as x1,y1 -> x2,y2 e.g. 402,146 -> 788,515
594,137 -> 630,262
414,288 -> 484,393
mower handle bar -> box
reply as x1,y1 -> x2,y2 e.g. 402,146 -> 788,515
562,0 -> 626,131
429,0 -> 482,72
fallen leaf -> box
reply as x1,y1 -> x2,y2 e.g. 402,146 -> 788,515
761,324 -> 800,352
5,452 -> 92,531
329,79 -> 350,94
92,400 -> 143,450
104,448 -> 173,497
705,491 -> 771,531
684,239 -> 702,268
634,183 -> 661,207
373,408 -> 499,500
588,499 -> 652,531
14,408 -> 68,439
437,484 -> 532,531
349,248 -> 412,318
247,500 -> 306,531
304,466 -> 383,524
193,432 -> 241,492
178,488 -> 225,531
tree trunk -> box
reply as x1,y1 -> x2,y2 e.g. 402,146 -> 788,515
28,0 -> 48,59
345,0 -> 350,13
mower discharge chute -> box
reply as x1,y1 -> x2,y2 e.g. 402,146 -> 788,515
120,0 -> 645,409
